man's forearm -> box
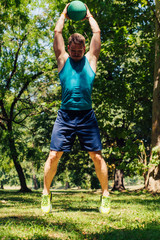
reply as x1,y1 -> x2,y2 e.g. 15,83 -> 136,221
88,16 -> 101,33
54,13 -> 66,33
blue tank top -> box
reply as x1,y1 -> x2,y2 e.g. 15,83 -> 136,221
59,56 -> 96,110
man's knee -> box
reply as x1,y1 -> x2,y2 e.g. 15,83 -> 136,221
89,151 -> 103,163
47,151 -> 62,166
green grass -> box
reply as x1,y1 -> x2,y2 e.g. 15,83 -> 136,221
0,189 -> 160,240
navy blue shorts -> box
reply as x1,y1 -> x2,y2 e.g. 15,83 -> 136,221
50,109 -> 102,152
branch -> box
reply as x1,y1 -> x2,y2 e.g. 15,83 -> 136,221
6,33 -> 28,90
13,115 -> 31,125
10,80 -> 30,121
146,0 -> 160,29
0,99 -> 8,120
10,71 -> 43,120
13,112 -> 37,125
13,106 -> 34,121
12,121 -> 31,131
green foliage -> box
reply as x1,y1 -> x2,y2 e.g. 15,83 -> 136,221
92,0 -> 154,178
149,146 -> 160,167
0,0 -> 59,189
0,0 -> 157,189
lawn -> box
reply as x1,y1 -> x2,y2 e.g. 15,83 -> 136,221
0,189 -> 160,239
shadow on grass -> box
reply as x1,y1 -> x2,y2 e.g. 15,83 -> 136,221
1,189 -> 160,212
0,215 -> 86,240
0,215 -> 160,240
0,189 -> 99,212
50,190 -> 160,212
51,196 -> 99,213
0,191 -> 41,209
87,221 -> 160,240
110,190 -> 160,211
111,188 -> 160,197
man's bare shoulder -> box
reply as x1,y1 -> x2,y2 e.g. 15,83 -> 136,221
85,52 -> 97,73
57,52 -> 69,73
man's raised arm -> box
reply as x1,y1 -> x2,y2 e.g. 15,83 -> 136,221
53,4 -> 69,67
85,6 -> 101,67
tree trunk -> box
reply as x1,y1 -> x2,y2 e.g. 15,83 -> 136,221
1,182 -> 4,189
8,133 -> 31,192
33,175 -> 39,190
65,181 -> 70,189
145,0 -> 160,192
112,169 -> 125,191
145,165 -> 160,192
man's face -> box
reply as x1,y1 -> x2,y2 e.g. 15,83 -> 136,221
68,42 -> 85,61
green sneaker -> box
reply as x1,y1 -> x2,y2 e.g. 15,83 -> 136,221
41,192 -> 52,213
99,195 -> 111,214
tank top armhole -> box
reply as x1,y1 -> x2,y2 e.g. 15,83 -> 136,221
58,57 -> 70,76
85,56 -> 96,76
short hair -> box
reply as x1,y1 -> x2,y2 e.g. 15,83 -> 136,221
68,33 -> 85,47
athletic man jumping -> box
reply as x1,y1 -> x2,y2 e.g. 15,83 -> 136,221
41,4 -> 110,214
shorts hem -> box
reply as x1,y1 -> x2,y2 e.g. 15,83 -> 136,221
50,147 -> 102,152
82,148 -> 102,152
50,147 -> 70,152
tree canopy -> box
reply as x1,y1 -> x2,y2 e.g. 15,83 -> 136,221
0,0 -> 159,192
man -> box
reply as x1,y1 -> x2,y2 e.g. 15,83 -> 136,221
41,4 -> 110,214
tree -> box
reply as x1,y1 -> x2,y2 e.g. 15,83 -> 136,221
0,0 -> 157,191
112,169 -> 125,191
145,0 -> 160,192
92,0 -> 154,189
0,0 -> 57,191
0,0 -> 32,192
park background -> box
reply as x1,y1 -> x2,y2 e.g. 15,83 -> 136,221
1,0 -> 160,239
1,0 -> 160,193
